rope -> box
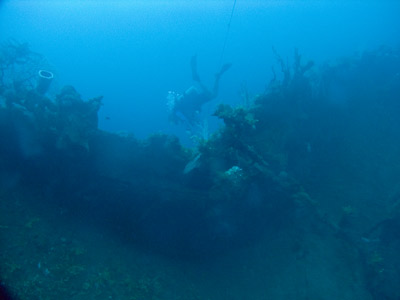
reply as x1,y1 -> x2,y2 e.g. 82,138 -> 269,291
219,0 -> 237,68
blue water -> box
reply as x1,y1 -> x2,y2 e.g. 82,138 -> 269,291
2,1 -> 400,299
1,0 -> 399,141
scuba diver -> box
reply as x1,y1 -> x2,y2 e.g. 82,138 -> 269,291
168,55 -> 232,128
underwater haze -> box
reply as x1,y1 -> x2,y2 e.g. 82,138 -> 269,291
1,0 -> 399,140
1,1 -> 400,299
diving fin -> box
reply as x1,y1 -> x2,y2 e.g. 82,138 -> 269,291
191,55 -> 201,82
219,63 -> 232,76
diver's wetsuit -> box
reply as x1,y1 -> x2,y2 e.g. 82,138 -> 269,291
170,56 -> 231,127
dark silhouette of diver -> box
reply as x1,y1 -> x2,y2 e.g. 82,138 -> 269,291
169,55 -> 232,127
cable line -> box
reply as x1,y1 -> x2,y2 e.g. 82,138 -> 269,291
219,0 -> 237,68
